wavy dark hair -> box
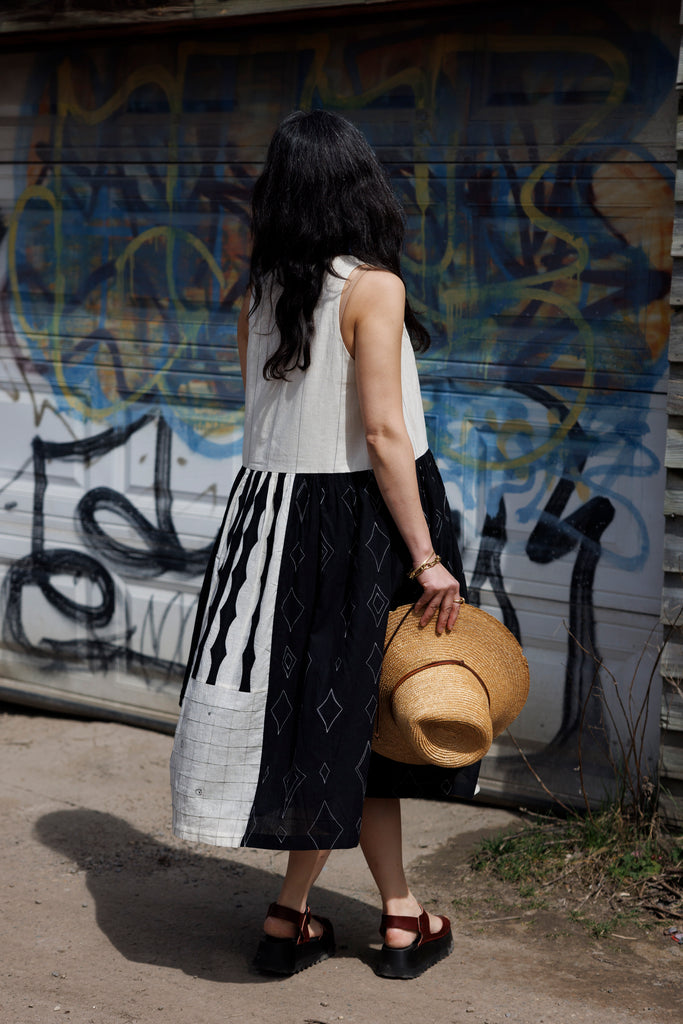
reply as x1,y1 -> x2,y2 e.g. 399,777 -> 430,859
249,109 -> 430,380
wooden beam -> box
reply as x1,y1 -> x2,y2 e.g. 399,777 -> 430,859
664,4 -> 683,829
659,789 -> 683,827
667,368 -> 683,414
664,425 -> 683,466
661,743 -> 683,782
663,489 -> 683,515
670,257 -> 683,309
660,580 -> 683,624
0,0 -> 352,33
668,307 -> 683,360
663,530 -> 683,571
0,0 -> 463,41
660,689 -> 683,731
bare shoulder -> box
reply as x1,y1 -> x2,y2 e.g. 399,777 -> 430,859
355,267 -> 404,300
347,268 -> 405,325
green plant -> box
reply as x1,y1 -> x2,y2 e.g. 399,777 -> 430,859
471,804 -> 681,912
468,615 -> 683,923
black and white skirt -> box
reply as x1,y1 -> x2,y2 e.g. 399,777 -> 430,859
170,450 -> 479,850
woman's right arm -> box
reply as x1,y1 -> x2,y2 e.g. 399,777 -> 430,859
347,270 -> 462,635
237,288 -> 250,388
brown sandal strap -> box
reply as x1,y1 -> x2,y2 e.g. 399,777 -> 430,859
380,903 -> 426,937
380,905 -> 450,945
380,913 -> 420,934
267,901 -> 310,934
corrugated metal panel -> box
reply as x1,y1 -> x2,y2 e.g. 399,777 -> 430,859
0,1 -> 678,811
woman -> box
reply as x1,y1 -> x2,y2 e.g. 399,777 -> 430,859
170,109 -> 479,980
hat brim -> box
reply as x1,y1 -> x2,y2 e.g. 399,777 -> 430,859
373,603 -> 529,767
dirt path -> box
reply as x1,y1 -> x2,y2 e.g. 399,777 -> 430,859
1,705 -> 679,1024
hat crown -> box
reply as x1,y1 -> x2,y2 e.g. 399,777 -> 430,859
390,664 -> 493,767
373,603 -> 530,768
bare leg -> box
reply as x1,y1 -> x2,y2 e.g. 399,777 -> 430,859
359,797 -> 443,948
263,849 -> 331,939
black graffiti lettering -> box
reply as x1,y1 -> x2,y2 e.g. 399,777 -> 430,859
77,418 -> 211,576
520,384 -> 616,745
468,497 -> 522,642
3,548 -> 116,656
529,494 -> 615,745
1,415 -> 211,680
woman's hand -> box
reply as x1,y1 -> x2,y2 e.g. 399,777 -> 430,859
413,562 -> 463,635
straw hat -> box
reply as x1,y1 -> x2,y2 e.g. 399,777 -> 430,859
372,603 -> 529,767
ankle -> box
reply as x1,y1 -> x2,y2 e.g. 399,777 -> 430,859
382,892 -> 421,918
275,896 -> 308,915
263,903 -> 325,943
264,912 -> 298,939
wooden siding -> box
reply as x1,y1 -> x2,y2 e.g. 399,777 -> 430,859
660,0 -> 683,826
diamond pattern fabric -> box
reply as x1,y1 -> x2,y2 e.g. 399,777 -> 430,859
171,450 -> 477,850
170,256 -> 478,851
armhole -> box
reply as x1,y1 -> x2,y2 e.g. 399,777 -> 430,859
339,265 -> 371,359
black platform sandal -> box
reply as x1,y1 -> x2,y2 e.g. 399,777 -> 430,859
375,905 -> 453,980
252,902 -> 335,976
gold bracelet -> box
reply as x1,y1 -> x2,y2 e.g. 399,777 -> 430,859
407,552 -> 441,579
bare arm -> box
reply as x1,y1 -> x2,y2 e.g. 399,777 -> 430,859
347,270 -> 462,633
237,288 -> 250,388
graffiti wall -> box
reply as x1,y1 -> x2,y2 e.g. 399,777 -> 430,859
0,0 -> 677,803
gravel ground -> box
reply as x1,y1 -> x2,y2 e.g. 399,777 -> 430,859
1,704 -> 680,1024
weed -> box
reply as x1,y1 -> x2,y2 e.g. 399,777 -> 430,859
470,805 -> 682,921
469,618 -> 683,926
608,845 -> 662,881
568,907 -> 642,940
569,909 -> 615,939
518,883 -> 548,908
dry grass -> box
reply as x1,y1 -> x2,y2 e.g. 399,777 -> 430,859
471,807 -> 683,931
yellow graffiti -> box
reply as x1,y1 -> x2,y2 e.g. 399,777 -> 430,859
442,286 -> 595,472
7,28 -> 638,468
291,30 -> 629,472
9,56 -> 229,427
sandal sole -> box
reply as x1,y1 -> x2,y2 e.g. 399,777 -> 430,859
252,935 -> 335,976
375,930 -> 454,980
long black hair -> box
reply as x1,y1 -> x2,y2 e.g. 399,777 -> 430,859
249,109 -> 430,380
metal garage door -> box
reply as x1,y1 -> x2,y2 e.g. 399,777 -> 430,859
0,0 -> 677,806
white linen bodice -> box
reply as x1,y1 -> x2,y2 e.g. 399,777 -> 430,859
242,255 -> 429,473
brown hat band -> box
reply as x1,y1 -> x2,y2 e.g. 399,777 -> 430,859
375,659 -> 492,737
374,602 -> 530,766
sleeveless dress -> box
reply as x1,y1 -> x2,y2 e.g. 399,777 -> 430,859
170,256 -> 479,850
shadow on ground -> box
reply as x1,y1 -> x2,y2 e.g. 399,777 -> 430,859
34,809 -> 380,983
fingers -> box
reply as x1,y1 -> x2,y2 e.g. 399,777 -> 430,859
413,584 -> 463,635
446,599 -> 461,632
415,591 -> 441,629
435,592 -> 460,635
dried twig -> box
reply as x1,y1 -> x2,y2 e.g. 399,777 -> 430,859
480,914 -> 525,923
576,652 -> 605,823
539,868 -> 576,888
655,878 -> 683,899
640,902 -> 673,918
504,729 -> 574,815
568,626 -> 634,808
